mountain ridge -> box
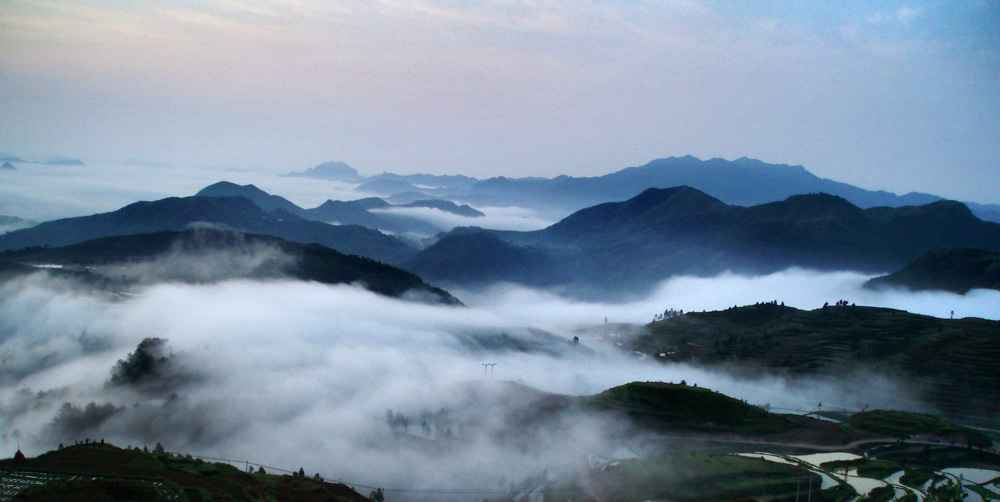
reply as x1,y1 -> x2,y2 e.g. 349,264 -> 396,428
0,227 -> 460,304
409,187 -> 1000,296
0,195 -> 415,264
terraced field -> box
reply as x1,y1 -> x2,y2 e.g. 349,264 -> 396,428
0,444 -> 369,502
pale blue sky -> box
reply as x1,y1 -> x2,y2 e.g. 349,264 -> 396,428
1,0 -> 998,203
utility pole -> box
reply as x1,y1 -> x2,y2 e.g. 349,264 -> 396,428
482,363 -> 496,379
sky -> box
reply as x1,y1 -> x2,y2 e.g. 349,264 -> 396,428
1,0 -> 999,204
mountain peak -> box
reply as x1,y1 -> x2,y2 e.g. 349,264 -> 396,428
196,181 -> 305,216
197,181 -> 267,198
282,161 -> 360,181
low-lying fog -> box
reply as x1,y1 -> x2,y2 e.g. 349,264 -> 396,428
2,253 -> 997,496
371,205 -> 555,233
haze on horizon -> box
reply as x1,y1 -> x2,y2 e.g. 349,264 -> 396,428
1,1 -> 998,205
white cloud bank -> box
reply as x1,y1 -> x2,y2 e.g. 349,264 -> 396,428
1,266 -> 995,496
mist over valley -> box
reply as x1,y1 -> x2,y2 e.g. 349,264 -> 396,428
2,157 -> 1000,499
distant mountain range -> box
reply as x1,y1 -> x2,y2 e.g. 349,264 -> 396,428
288,156 -> 1000,223
5,181 -> 1000,298
0,194 -> 415,264
0,228 -> 459,304
407,187 -> 1000,296
460,156 -> 1000,223
196,181 -> 478,236
282,160 -> 361,181
866,247 -> 1000,294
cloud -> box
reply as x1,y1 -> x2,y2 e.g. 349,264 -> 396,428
455,268 -> 1000,329
2,264 -> 989,492
371,205 -> 556,234
896,7 -> 922,23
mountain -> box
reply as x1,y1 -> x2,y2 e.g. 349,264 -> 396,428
866,247 -> 1000,294
0,161 -> 15,170
307,199 -> 390,227
0,195 -> 415,264
367,172 -> 478,190
401,199 -> 484,217
462,155 -> 1000,223
0,443 -> 370,502
355,178 -> 420,196
196,181 -> 308,216
408,187 -> 1000,295
0,215 -> 37,233
354,197 -> 391,210
0,228 -> 459,304
404,232 -> 567,286
629,302 -> 1000,427
282,160 -> 361,181
196,182 -> 480,237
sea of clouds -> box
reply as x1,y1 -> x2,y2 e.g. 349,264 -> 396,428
2,256 -> 997,498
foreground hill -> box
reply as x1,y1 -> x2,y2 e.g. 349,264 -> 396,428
0,195 -> 415,264
408,187 -> 1000,295
0,228 -> 459,304
628,302 -> 1000,426
866,247 -> 1000,294
0,443 -> 369,502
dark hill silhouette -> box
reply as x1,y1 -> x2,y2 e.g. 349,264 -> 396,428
541,186 -> 731,241
354,197 -> 391,210
0,443 -> 371,501
0,228 -> 459,304
307,199 -> 391,228
866,247 -> 1000,294
404,231 -> 566,286
0,195 -> 414,264
196,181 -> 308,216
409,187 -> 1000,296
197,183 -> 475,235
632,303 -> 1000,427
401,199 -> 485,217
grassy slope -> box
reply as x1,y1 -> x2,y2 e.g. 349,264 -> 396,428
1,444 -> 368,502
867,247 -> 1000,294
587,381 -> 797,434
630,303 -> 1000,425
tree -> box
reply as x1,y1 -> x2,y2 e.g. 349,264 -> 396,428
153,442 -> 165,455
